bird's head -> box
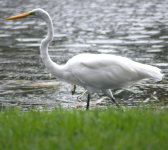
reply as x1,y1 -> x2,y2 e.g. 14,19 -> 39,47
4,8 -> 49,21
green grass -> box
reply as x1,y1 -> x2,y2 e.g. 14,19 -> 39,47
0,108 -> 168,150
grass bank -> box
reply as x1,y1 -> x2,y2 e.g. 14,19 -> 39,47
0,108 -> 168,150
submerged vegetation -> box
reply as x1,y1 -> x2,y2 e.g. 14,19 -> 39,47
0,108 -> 168,150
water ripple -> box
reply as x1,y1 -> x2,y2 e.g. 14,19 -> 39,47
0,0 -> 167,110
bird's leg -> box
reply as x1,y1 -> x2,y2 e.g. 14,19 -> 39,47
71,84 -> 76,95
86,93 -> 91,110
103,89 -> 120,107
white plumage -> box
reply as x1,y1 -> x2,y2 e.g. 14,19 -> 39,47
4,8 -> 163,110
63,54 -> 162,91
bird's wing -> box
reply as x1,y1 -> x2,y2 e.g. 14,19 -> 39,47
65,54 -> 142,89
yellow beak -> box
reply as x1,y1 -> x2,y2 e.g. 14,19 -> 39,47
4,11 -> 33,21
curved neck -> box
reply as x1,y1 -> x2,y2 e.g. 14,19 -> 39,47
40,13 -> 63,78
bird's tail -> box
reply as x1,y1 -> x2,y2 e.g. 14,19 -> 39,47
136,63 -> 163,81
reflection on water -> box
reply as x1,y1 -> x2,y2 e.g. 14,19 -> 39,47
0,0 -> 168,110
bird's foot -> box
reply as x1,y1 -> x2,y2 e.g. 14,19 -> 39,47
77,90 -> 87,102
115,104 -> 124,111
112,102 -> 125,112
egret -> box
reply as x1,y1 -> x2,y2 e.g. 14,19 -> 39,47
4,8 -> 163,110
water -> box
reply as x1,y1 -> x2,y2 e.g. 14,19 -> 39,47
0,0 -> 168,110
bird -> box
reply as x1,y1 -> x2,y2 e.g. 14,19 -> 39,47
4,8 -> 163,110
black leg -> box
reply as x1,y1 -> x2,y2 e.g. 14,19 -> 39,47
71,85 -> 76,95
110,96 -> 120,107
103,89 -> 120,108
86,93 -> 90,110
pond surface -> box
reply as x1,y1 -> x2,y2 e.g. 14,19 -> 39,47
0,0 -> 168,110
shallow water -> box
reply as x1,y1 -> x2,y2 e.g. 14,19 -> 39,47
0,0 -> 168,110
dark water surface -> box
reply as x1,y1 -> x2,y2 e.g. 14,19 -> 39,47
0,0 -> 168,110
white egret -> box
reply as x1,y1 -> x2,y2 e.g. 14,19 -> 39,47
4,8 -> 163,110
